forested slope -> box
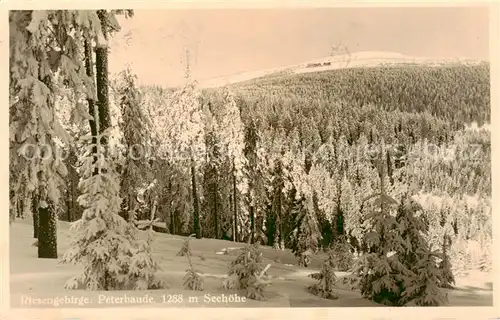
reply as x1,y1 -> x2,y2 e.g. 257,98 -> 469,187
136,64 -> 492,273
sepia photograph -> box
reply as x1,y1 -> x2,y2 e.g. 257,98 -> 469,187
5,3 -> 498,316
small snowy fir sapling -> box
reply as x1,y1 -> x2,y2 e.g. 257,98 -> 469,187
330,236 -> 355,272
223,244 -> 272,300
402,246 -> 449,306
308,250 -> 339,300
182,234 -> 204,291
395,192 -> 448,306
478,243 -> 492,272
129,197 -> 165,290
448,238 -> 469,277
438,234 -> 455,289
477,228 -> 492,272
177,237 -> 193,257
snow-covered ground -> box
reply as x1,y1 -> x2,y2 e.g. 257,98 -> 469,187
198,51 -> 484,88
9,218 -> 493,308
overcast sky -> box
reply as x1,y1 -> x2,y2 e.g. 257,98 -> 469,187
108,7 -> 490,87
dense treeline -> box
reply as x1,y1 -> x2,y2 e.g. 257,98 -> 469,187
115,64 -> 491,268
235,64 -> 490,128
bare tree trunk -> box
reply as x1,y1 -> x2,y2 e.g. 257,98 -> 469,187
65,189 -> 71,222
214,176 -> 219,239
191,158 -> 201,239
250,204 -> 255,244
67,147 -> 80,222
278,187 -> 283,249
32,192 -> 39,239
232,161 -> 238,242
150,197 -> 157,230
37,60 -> 57,259
83,39 -> 98,167
95,10 -> 111,139
38,200 -> 58,258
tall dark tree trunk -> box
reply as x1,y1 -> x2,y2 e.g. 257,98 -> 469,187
95,10 -> 111,139
278,187 -> 283,249
71,151 -> 83,221
272,162 -> 284,249
336,207 -> 345,238
250,204 -> 255,244
386,150 -> 394,185
232,161 -> 238,242
64,147 -> 79,222
118,165 -> 130,221
214,176 -> 219,239
170,210 -> 175,234
174,209 -> 180,235
191,158 -> 201,239
37,58 -> 57,259
10,189 -> 16,223
83,39 -> 98,163
378,140 -> 388,256
65,190 -> 71,222
335,179 -> 344,240
266,203 -> 276,247
32,193 -> 39,239
38,200 -> 58,258
168,181 -> 175,234
17,197 -> 23,218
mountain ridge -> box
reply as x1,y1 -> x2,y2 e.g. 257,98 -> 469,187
198,51 -> 486,88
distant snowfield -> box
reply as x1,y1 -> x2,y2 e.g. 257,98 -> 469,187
198,51 -> 484,88
8,218 -> 493,308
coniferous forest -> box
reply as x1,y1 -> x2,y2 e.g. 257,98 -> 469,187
9,9 -> 493,308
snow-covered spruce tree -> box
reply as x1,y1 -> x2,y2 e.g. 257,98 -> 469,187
290,194 -> 321,267
308,250 -> 338,300
308,160 -> 337,249
347,140 -> 410,306
309,135 -> 350,251
201,109 -> 224,239
182,234 -> 204,291
114,67 -> 154,222
329,235 -> 354,272
331,135 -> 351,239
258,126 -> 287,249
403,248 -> 448,306
349,142 -> 447,306
223,244 -> 272,300
149,55 -> 206,238
395,191 -> 448,306
55,82 -> 94,223
61,99 -> 163,291
242,114 -> 268,244
283,132 -> 322,265
217,87 -> 249,242
9,11 -> 76,257
411,191 -> 458,285
335,174 -> 358,270
253,128 -> 274,245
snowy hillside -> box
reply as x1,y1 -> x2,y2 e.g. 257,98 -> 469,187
198,51 -> 484,88
9,219 -> 493,308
